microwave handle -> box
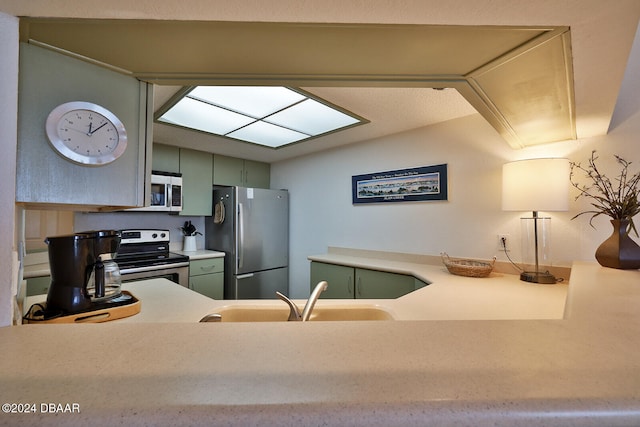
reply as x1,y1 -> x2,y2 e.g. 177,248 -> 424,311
166,182 -> 172,208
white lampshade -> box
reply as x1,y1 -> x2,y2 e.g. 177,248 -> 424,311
502,158 -> 570,212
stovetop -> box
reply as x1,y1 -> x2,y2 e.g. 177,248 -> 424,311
115,229 -> 189,270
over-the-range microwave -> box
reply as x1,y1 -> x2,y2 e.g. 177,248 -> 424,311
130,171 -> 183,213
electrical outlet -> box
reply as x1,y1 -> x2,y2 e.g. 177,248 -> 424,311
497,234 -> 510,251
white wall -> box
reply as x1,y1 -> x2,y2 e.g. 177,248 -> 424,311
272,26 -> 640,298
0,12 -> 18,326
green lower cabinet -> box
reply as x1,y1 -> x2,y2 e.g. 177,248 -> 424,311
354,268 -> 417,299
310,261 -> 428,299
189,258 -> 224,299
310,262 -> 354,298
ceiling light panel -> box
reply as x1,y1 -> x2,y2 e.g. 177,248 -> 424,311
266,99 -> 360,135
189,86 -> 306,117
156,86 -> 366,148
158,97 -> 255,134
228,121 -> 309,147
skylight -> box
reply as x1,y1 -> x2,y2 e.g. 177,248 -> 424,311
156,86 -> 366,148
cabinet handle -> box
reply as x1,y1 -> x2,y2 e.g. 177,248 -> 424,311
348,274 -> 353,295
357,276 -> 362,297
200,265 -> 216,272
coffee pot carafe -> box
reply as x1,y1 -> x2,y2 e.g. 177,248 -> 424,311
45,230 -> 121,313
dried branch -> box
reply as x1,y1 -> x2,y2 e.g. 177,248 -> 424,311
570,150 -> 640,236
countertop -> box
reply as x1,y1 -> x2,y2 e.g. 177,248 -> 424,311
2,253 -> 640,426
24,279 -> 221,323
170,249 -> 225,260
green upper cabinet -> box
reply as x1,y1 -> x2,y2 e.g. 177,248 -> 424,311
213,154 -> 270,188
152,144 -> 180,173
152,144 -> 212,216
179,148 -> 213,216
16,43 -> 152,209
151,145 -> 270,215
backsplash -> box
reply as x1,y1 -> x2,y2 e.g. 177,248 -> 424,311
74,212 -> 206,249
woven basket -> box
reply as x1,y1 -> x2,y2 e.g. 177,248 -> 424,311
441,253 -> 496,278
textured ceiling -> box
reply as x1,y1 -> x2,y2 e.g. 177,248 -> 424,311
3,0 -> 640,162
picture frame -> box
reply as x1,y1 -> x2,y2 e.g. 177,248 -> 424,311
352,164 -> 448,204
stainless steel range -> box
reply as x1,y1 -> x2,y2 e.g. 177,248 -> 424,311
115,229 -> 189,287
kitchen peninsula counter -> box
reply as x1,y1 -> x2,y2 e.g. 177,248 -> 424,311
2,261 -> 640,426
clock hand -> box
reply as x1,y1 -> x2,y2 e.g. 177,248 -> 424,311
88,122 -> 108,136
63,126 -> 91,136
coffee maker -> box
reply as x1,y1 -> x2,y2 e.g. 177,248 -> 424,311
45,230 -> 122,314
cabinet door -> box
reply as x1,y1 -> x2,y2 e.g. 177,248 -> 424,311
213,154 -> 244,186
152,144 -> 180,173
16,43 -> 149,208
310,262 -> 353,299
190,273 -> 224,299
180,148 -> 213,216
244,160 -> 270,188
25,209 -> 74,251
190,258 -> 224,276
355,268 -> 417,299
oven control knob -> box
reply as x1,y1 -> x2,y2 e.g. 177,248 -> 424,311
160,232 -> 166,238
152,233 -> 158,239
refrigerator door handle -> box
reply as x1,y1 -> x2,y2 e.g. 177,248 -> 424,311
238,202 -> 245,269
237,273 -> 254,280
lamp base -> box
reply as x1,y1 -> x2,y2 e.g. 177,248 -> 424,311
520,271 -> 557,284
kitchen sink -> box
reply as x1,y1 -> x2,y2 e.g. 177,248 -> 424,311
207,304 -> 395,322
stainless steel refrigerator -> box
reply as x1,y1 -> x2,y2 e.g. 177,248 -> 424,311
205,186 -> 289,299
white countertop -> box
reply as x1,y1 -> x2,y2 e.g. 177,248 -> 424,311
308,251 -> 568,320
3,253 -> 640,426
24,279 -> 221,323
171,249 -> 225,260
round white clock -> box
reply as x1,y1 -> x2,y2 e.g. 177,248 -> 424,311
45,101 -> 127,166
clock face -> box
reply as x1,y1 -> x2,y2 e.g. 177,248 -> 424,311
46,102 -> 127,166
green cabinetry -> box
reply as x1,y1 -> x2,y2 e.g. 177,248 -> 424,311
310,261 -> 428,299
16,43 -> 152,209
152,144 -> 180,173
152,144 -> 213,216
189,257 -> 224,299
179,148 -> 213,216
213,154 -> 270,188
152,145 -> 271,216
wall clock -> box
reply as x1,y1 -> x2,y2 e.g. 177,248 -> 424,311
45,101 -> 128,166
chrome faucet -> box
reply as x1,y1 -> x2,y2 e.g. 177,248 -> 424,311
276,291 -> 302,321
276,281 -> 328,322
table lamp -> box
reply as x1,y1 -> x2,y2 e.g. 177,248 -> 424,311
502,158 -> 569,284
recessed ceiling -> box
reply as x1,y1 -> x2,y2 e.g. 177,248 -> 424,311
6,0 -> 640,163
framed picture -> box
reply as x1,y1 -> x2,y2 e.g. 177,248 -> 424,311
352,164 -> 448,204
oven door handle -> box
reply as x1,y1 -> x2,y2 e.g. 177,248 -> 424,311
119,262 -> 189,275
